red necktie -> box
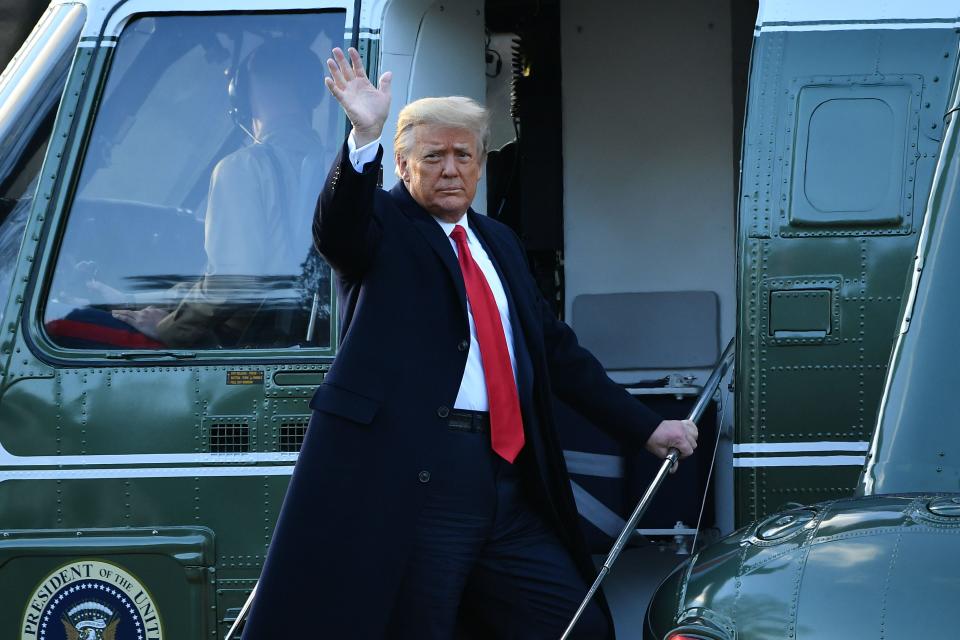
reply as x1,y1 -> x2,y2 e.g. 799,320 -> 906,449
450,225 -> 525,463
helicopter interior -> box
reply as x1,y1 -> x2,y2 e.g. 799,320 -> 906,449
43,11 -> 344,351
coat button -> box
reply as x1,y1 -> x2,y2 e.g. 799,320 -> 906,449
437,406 -> 450,418
418,471 -> 431,483
458,339 -> 469,352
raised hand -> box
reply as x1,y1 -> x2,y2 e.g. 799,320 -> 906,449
324,47 -> 392,147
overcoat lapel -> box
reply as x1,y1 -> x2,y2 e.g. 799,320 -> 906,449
469,211 -> 541,417
389,182 -> 542,394
468,211 -> 543,363
390,182 -> 468,319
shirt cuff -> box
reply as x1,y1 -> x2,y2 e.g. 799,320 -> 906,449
347,130 -> 381,173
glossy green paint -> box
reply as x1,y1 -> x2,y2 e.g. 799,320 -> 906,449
648,25 -> 960,640
860,56 -> 960,496
0,528 -> 215,637
0,20 -> 339,637
734,26 -> 959,524
647,495 -> 960,639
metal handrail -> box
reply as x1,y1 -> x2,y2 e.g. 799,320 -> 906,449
223,583 -> 256,640
560,337 -> 735,640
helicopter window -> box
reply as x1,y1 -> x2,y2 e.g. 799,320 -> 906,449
0,4 -> 85,329
42,12 -> 346,352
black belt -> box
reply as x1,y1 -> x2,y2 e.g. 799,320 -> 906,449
448,408 -> 490,433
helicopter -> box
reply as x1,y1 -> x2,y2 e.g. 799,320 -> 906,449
644,2 -> 960,638
0,0 -> 950,637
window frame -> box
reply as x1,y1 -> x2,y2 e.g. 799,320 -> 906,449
0,4 -> 87,332
25,5 -> 360,366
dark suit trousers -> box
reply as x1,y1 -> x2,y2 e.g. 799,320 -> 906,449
385,421 -> 609,640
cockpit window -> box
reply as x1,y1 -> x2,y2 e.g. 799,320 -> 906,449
43,11 -> 345,352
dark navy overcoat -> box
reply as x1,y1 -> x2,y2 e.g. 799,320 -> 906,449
242,143 -> 661,638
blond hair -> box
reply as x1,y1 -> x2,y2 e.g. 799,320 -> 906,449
393,96 -> 490,176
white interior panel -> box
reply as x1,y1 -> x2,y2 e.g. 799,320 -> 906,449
560,0 -> 735,381
378,0 -> 486,209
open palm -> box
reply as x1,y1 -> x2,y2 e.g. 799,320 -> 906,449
324,47 -> 392,145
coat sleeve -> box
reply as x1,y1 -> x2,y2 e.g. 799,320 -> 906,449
538,293 -> 664,451
313,139 -> 385,280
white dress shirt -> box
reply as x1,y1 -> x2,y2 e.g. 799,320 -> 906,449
347,131 -> 518,411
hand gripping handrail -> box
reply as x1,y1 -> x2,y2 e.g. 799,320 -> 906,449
560,337 -> 735,640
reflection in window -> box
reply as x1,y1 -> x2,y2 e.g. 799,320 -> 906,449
0,5 -> 84,328
44,12 -> 345,351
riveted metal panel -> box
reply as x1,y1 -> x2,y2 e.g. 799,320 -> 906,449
769,289 -> 832,335
763,276 -> 841,344
782,75 -> 922,234
735,25 -> 959,527
653,494 -> 960,640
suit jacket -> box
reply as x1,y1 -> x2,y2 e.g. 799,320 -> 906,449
242,141 -> 662,639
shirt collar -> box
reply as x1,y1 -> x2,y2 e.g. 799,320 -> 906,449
433,213 -> 472,241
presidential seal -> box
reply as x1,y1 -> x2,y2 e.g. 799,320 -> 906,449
21,560 -> 163,640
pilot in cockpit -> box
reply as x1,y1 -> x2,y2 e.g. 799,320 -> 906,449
107,39 -> 332,347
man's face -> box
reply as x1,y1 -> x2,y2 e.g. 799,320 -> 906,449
397,125 -> 483,222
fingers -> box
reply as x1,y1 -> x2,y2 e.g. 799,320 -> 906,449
326,56 -> 346,91
675,439 -> 695,458
329,47 -> 381,88
682,419 -> 699,456
324,75 -> 343,101
112,308 -> 148,322
348,47 -> 367,79
645,418 -> 703,468
671,420 -> 697,458
111,309 -> 135,326
333,47 -> 354,82
650,418 -> 700,473
666,421 -> 695,459
378,70 -> 392,96
332,46 -> 368,84
326,47 -> 358,93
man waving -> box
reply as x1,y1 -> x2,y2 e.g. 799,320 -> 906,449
243,47 -> 698,640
